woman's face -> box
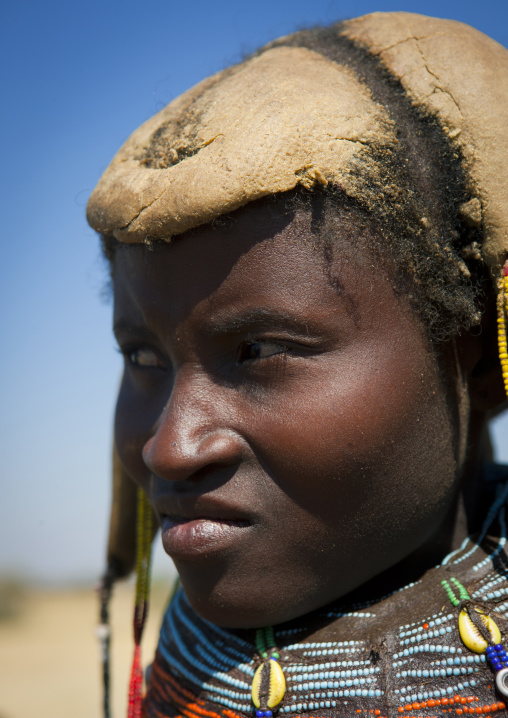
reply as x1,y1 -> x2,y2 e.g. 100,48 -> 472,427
113,202 -> 463,628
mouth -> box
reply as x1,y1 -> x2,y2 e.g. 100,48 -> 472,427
153,491 -> 254,559
160,514 -> 251,558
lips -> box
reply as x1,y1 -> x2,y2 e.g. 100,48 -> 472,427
160,515 -> 251,557
154,494 -> 252,558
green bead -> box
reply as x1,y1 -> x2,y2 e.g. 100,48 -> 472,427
256,628 -> 267,655
265,626 -> 275,649
256,627 -> 279,661
451,577 -> 470,600
442,579 -> 460,606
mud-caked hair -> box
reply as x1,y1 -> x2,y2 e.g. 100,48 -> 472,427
256,26 -> 487,342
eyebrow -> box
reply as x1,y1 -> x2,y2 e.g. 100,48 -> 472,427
113,309 -> 322,343
113,319 -> 158,340
206,308 -> 313,337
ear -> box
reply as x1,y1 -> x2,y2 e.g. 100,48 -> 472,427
458,294 -> 507,412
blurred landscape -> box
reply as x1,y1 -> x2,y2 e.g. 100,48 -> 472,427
0,578 -> 172,718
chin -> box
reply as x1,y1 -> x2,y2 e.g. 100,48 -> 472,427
175,560 -> 349,629
175,566 -> 303,629
177,576 -> 275,628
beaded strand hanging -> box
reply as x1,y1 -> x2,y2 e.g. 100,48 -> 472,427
97,565 -> 117,718
128,487 -> 154,718
498,260 -> 508,400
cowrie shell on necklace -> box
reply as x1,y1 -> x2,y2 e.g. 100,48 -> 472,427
458,607 -> 501,653
252,657 -> 286,711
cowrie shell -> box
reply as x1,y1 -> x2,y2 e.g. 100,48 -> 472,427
458,608 -> 501,653
252,658 -> 286,709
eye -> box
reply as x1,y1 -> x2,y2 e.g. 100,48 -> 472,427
237,340 -> 287,363
125,346 -> 165,368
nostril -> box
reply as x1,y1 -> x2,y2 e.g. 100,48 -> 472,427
141,416 -> 244,482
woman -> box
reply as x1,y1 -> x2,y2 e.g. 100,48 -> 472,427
88,12 -> 508,718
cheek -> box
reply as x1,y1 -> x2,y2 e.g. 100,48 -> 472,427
253,336 -> 455,542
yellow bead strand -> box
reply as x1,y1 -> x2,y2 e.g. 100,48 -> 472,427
498,267 -> 508,401
134,487 -> 153,615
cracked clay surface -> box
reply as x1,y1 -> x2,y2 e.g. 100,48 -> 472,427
342,11 -> 508,275
87,45 -> 395,243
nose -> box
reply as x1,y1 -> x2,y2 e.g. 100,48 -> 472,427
142,369 -> 243,482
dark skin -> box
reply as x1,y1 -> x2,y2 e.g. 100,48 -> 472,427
112,201 -> 503,629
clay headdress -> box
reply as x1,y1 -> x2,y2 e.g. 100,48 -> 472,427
88,12 -> 508,274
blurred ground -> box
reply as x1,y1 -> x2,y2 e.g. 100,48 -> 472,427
0,579 -> 171,718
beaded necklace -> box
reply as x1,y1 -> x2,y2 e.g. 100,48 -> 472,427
442,578 -> 508,698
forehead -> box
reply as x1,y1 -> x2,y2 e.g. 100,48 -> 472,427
113,202 -> 380,326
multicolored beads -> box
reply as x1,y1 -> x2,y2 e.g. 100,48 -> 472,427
128,488 -> 154,718
442,578 -> 508,698
252,628 -> 286,715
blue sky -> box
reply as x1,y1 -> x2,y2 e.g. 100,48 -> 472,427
1,0 -> 507,583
